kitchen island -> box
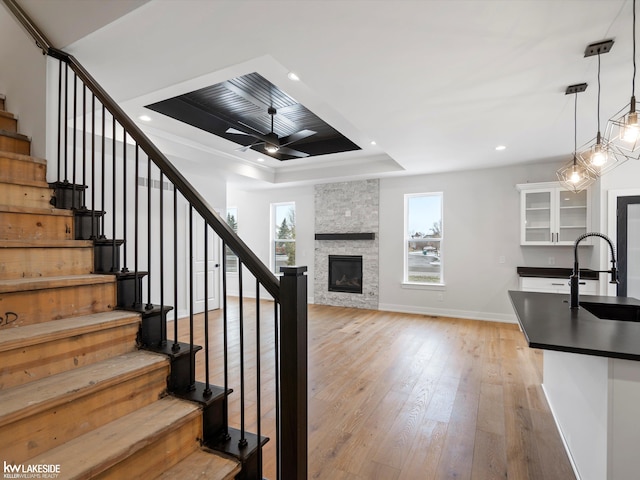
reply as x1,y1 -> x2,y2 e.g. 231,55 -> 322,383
509,290 -> 640,480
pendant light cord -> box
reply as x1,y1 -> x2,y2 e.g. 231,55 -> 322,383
597,52 -> 602,137
633,0 -> 636,98
574,93 -> 578,163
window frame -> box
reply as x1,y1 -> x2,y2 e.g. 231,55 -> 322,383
402,192 -> 444,288
225,207 -> 238,274
270,201 -> 296,274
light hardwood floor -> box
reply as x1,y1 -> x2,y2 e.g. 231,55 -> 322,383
179,301 -> 575,480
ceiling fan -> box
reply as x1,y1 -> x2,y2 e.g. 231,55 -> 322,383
226,107 -> 316,158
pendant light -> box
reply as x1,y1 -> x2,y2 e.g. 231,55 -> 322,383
557,84 -> 596,193
606,0 -> 640,159
577,41 -> 627,176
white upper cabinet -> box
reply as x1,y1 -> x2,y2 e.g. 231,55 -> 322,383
517,182 -> 591,246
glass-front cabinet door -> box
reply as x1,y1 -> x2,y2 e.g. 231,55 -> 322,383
523,190 -> 552,243
558,189 -> 588,243
518,183 -> 591,245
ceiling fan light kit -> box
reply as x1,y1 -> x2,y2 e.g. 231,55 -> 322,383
226,105 -> 316,159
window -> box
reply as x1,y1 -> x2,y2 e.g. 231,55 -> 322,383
225,207 -> 238,273
404,193 -> 443,284
272,202 -> 296,273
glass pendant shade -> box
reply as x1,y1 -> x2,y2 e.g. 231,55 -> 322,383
605,0 -> 638,160
606,97 -> 640,159
577,132 -> 627,176
557,155 -> 596,193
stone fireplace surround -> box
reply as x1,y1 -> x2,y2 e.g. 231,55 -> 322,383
314,179 -> 379,309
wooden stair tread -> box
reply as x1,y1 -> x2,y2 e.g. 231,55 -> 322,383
0,150 -> 47,165
0,350 -> 168,427
0,129 -> 30,142
0,203 -> 73,216
0,274 -> 115,294
0,239 -> 92,248
28,396 -> 201,478
0,110 -> 15,120
0,178 -> 49,189
153,449 -> 241,480
0,310 -> 140,353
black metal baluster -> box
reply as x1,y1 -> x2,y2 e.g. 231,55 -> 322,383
111,115 -> 117,272
64,62 -> 68,182
100,105 -> 105,238
90,93 -> 96,239
256,278 -> 262,474
81,83 -> 86,209
221,240 -> 230,439
122,127 -> 128,273
133,147 -> 139,308
72,73 -> 77,209
56,60 -> 62,182
189,206 -> 195,391
146,157 -> 152,310
172,186 -> 179,352
159,171 -> 165,343
274,301 -> 280,480
238,261 -> 247,448
203,221 -> 212,397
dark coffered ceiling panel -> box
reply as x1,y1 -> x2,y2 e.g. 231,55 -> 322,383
145,72 -> 360,161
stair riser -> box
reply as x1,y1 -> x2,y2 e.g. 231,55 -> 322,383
0,155 -> 46,184
0,135 -> 30,155
0,183 -> 52,209
0,322 -> 139,390
98,414 -> 202,480
0,211 -> 73,241
0,97 -> 5,110
0,362 -> 169,464
0,115 -> 18,132
0,246 -> 93,280
0,283 -> 116,327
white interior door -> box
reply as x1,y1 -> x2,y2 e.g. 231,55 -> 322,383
188,207 -> 221,313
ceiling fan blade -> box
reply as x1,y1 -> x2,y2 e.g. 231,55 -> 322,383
277,146 -> 310,158
236,140 -> 264,152
226,127 -> 253,136
279,129 -> 316,147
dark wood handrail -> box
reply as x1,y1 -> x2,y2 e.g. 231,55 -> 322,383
2,0 -> 51,54
2,0 -> 280,301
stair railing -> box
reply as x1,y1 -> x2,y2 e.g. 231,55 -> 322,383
2,1 -> 307,478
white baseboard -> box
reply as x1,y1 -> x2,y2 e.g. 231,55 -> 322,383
377,303 -> 517,323
541,383 -> 582,480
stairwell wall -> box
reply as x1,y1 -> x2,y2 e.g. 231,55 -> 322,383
0,3 -> 47,157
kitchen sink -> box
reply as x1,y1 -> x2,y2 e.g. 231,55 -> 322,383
580,302 -> 640,322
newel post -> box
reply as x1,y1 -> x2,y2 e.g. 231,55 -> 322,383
279,266 -> 308,480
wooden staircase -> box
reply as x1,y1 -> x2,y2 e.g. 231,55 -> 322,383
0,94 -> 240,479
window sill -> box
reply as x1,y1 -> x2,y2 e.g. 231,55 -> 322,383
401,282 -> 446,291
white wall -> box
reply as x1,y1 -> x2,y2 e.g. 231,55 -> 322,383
378,161 -> 597,322
227,184 -> 315,300
228,160 -> 599,322
0,3 -> 47,157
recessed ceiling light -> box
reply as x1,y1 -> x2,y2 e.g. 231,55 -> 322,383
138,115 -> 151,122
257,157 -> 265,162
495,145 -> 506,151
287,72 -> 300,81
370,141 -> 377,146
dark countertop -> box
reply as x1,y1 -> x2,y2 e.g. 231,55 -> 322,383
517,266 -> 599,280
509,290 -> 640,361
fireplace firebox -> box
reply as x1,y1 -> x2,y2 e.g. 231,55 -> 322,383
328,255 -> 363,294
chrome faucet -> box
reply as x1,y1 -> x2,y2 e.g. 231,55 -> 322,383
570,232 -> 618,309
